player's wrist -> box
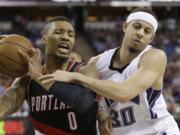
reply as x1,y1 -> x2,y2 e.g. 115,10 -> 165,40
74,73 -> 84,83
31,74 -> 41,81
98,111 -> 110,122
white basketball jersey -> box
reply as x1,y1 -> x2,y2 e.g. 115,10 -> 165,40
96,45 -> 180,135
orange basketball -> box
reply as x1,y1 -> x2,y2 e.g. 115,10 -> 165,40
0,34 -> 33,78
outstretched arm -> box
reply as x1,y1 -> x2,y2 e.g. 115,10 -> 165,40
0,76 -> 26,119
77,50 -> 167,102
39,50 -> 167,103
75,50 -> 167,102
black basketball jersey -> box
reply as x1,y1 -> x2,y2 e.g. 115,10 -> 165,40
25,61 -> 98,135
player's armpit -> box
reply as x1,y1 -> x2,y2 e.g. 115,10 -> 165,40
0,77 -> 26,119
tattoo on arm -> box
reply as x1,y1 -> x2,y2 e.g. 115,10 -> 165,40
0,77 -> 26,119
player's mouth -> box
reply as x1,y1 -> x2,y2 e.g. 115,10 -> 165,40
57,43 -> 70,54
133,39 -> 141,45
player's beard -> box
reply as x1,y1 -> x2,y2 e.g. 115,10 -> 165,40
128,47 -> 141,53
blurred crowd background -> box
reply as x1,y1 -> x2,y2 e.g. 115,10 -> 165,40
0,0 -> 179,134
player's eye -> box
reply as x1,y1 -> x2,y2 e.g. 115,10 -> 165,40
54,29 -> 64,34
144,29 -> 152,35
68,31 -> 75,37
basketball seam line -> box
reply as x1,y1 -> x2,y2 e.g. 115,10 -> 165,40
0,41 -> 29,65
0,41 -> 30,50
0,64 -> 20,76
0,53 -> 26,66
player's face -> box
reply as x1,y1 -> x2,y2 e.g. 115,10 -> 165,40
44,21 -> 75,59
123,20 -> 154,53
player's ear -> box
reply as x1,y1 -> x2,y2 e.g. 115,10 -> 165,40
123,22 -> 128,33
149,34 -> 155,43
42,35 -> 47,45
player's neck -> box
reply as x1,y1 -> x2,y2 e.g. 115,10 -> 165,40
122,46 -> 139,60
114,46 -> 138,68
44,57 -> 70,74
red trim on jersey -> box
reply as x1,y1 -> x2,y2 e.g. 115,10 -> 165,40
75,63 -> 85,73
41,65 -> 46,75
66,61 -> 75,71
30,117 -> 84,135
95,95 -> 101,101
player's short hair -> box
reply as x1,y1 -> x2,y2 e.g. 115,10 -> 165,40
41,16 -> 74,35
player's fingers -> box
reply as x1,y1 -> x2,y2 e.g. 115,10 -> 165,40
18,49 -> 30,60
104,122 -> 112,135
28,47 -> 37,56
99,122 -> 111,135
31,47 -> 40,56
108,119 -> 112,132
0,34 -> 7,40
36,48 -> 41,56
41,78 -> 55,84
99,124 -> 106,135
100,119 -> 112,135
102,127 -> 110,135
38,74 -> 55,81
34,48 -> 42,62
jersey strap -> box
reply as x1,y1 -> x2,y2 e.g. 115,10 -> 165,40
66,61 -> 85,72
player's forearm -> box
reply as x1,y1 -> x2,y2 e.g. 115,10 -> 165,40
75,73 -> 135,102
32,79 -> 96,113
0,87 -> 25,119
0,97 -> 17,119
49,81 -> 96,113
0,98 -> 14,119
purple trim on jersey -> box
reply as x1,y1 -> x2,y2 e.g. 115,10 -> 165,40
104,98 -> 114,107
146,88 -> 161,119
150,109 -> 158,119
130,96 -> 140,105
162,132 -> 167,135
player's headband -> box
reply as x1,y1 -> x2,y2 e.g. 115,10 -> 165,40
126,11 -> 158,33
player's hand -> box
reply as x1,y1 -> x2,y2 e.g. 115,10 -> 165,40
38,70 -> 77,84
19,48 -> 42,80
99,117 -> 112,135
0,34 -> 7,40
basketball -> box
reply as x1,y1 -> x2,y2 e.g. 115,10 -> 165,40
0,34 -> 33,78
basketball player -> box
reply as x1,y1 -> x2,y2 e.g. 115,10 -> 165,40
39,8 -> 180,134
0,16 -> 101,135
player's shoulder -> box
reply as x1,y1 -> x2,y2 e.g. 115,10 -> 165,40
88,48 -> 117,65
142,47 -> 167,61
139,48 -> 167,69
87,55 -> 102,65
